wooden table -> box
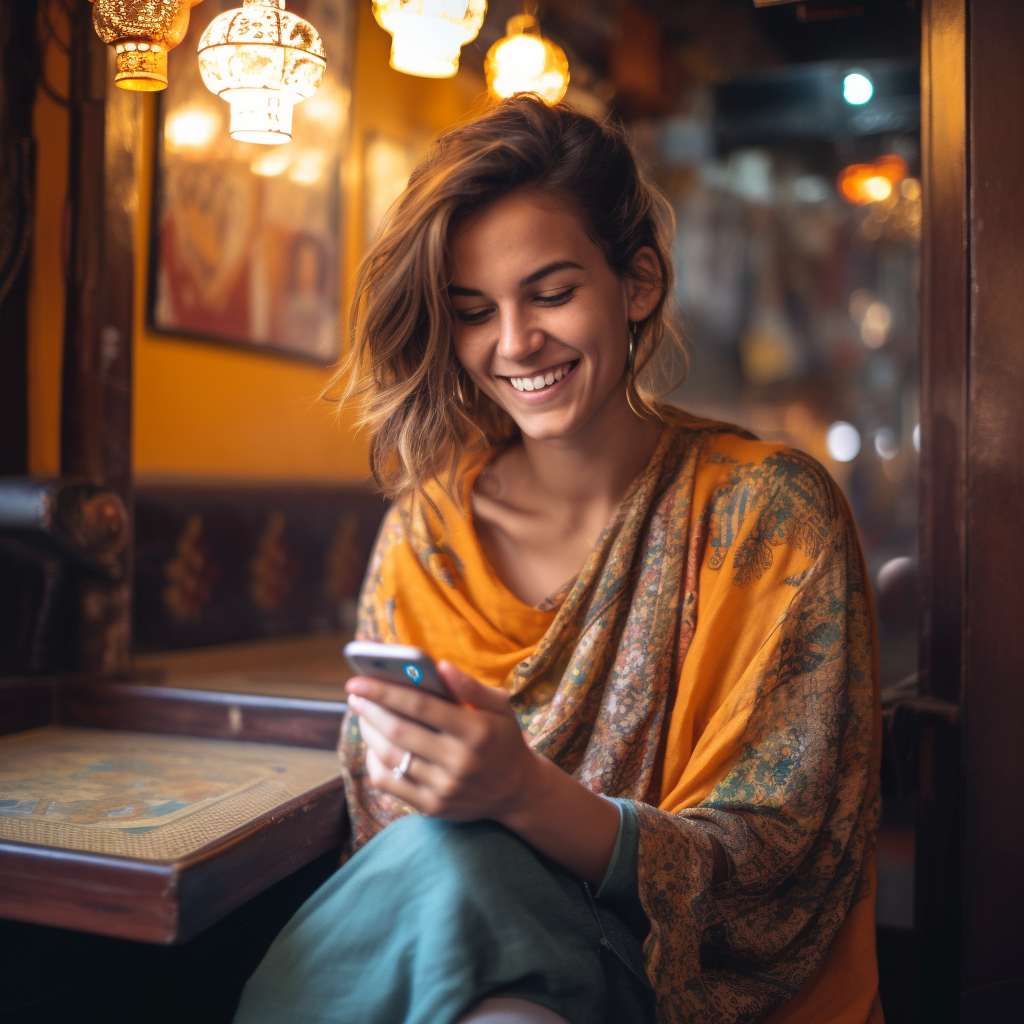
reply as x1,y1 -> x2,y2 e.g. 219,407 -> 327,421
0,635 -> 354,944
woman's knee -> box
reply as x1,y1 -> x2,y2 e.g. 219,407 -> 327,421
456,997 -> 571,1024
377,814 -> 529,867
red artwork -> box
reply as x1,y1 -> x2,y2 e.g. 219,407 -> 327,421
151,0 -> 355,362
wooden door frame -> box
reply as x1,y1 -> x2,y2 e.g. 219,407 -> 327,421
920,0 -> 1024,1019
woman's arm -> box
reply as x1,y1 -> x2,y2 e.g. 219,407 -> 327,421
345,662 -> 621,886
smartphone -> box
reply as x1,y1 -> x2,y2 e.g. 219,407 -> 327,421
343,641 -> 455,702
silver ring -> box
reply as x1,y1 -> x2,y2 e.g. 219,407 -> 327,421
392,750 -> 412,781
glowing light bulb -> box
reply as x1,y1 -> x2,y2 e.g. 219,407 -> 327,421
372,1 -> 486,79
843,71 -> 874,105
485,14 -> 569,105
198,0 -> 326,146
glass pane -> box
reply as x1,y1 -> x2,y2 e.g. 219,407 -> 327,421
629,9 -> 920,933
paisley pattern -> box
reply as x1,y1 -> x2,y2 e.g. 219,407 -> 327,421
338,408 -> 880,1024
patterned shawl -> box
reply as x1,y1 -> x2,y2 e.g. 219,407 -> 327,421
338,409 -> 882,1024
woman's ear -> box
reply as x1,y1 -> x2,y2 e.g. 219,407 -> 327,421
624,247 -> 664,323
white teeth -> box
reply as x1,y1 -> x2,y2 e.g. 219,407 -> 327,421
508,363 -> 573,393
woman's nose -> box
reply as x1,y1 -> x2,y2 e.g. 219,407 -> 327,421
496,310 -> 545,362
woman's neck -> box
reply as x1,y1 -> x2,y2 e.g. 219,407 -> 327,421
517,399 -> 664,526
470,397 -> 666,607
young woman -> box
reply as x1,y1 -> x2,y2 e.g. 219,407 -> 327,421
234,97 -> 881,1024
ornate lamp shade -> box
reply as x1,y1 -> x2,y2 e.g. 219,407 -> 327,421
197,0 -> 327,145
372,0 -> 487,79
91,0 -> 205,92
485,14 -> 568,105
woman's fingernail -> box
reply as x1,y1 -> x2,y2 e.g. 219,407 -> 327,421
347,679 -> 370,696
348,694 -> 364,711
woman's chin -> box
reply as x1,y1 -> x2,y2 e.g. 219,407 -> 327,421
510,408 -> 588,443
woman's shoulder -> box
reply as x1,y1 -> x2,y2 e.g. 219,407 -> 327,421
661,407 -> 845,534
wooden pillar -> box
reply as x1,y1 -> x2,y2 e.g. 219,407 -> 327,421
960,0 -> 1024,1016
918,0 -> 967,1018
0,0 -> 39,476
921,0 -> 1024,1018
61,4 -> 138,673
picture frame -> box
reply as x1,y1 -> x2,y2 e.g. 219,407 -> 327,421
149,0 -> 357,364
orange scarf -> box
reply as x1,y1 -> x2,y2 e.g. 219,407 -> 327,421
340,409 -> 882,1024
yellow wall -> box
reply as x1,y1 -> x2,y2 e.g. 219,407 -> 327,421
28,2 -> 485,482
26,3 -> 70,477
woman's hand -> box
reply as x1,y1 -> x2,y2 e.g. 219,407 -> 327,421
343,661 -> 622,885
344,662 -> 541,823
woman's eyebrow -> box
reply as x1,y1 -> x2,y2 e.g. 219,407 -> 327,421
448,261 -> 584,297
518,261 -> 584,286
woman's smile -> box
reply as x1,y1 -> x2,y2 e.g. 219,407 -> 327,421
503,360 -> 578,394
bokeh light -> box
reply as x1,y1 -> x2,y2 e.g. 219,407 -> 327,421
843,71 -> 874,105
838,155 -> 908,205
860,301 -> 893,348
827,421 -> 862,462
874,428 -> 899,460
164,107 -> 219,152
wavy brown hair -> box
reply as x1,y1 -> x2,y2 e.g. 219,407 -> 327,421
326,95 -> 685,502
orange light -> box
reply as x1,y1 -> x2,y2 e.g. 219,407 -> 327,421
837,155 -> 909,205
90,0 -> 206,92
485,14 -> 570,106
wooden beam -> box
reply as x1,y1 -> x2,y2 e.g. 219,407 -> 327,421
917,1 -> 967,1019
61,6 -> 139,673
0,0 -> 39,476
960,0 -> 1024,1016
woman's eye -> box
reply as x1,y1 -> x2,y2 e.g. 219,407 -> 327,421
535,286 -> 576,306
454,307 -> 494,325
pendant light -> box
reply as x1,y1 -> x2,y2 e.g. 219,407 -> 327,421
197,0 -> 327,145
372,0 -> 487,79
90,0 -> 206,92
484,12 -> 568,105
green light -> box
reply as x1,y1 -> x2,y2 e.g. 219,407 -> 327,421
843,72 -> 874,105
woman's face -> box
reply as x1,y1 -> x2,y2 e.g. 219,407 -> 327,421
448,191 -> 659,444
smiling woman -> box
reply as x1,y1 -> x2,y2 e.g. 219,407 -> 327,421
236,97 -> 882,1024
327,96 -> 683,504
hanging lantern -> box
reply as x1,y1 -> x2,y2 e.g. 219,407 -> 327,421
372,1 -> 487,79
485,13 -> 568,105
198,0 -> 327,145
90,0 -> 205,92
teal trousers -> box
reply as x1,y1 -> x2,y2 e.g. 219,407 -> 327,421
233,815 -> 655,1024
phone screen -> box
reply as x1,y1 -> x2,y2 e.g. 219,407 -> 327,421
344,641 -> 455,701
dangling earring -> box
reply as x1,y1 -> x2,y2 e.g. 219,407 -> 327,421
626,322 -> 638,378
454,370 -> 467,407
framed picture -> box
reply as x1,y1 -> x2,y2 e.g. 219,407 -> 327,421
150,0 -> 356,363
